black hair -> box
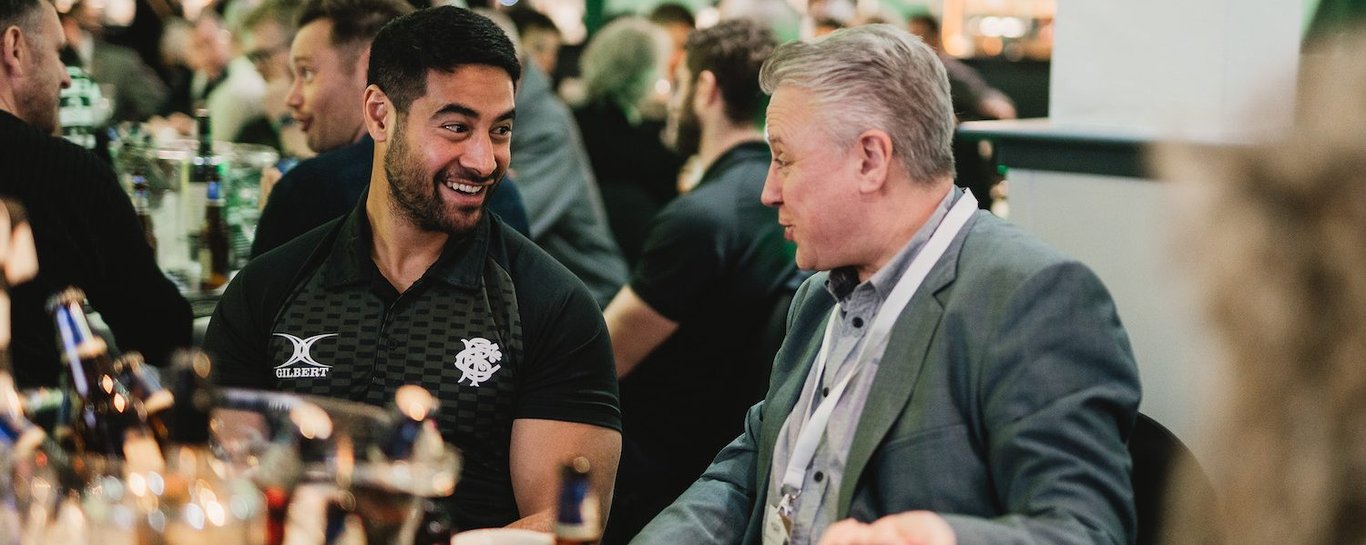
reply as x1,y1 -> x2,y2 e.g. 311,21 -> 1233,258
367,5 -> 521,113
297,0 -> 413,51
506,5 -> 557,37
648,2 -> 693,28
0,0 -> 45,34
685,19 -> 775,124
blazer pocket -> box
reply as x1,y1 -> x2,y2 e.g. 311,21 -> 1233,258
858,423 -> 997,519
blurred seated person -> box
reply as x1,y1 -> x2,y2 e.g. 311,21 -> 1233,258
634,24 -> 1138,545
155,11 -> 267,142
0,0 -> 192,386
58,0 -> 166,123
504,21 -> 628,308
573,16 -> 684,267
1156,31 -> 1366,545
647,2 -> 692,85
909,14 -> 1015,210
236,0 -> 312,160
250,0 -> 530,258
506,6 -> 560,80
601,20 -> 800,544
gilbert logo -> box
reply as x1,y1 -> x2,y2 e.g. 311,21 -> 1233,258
273,332 -> 337,379
454,337 -> 502,387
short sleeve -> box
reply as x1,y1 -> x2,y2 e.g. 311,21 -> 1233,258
513,257 -> 622,431
630,201 -> 728,322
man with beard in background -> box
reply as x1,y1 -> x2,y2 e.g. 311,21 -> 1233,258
204,6 -> 620,531
600,19 -> 804,544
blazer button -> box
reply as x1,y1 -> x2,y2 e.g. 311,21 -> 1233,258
814,471 -> 824,482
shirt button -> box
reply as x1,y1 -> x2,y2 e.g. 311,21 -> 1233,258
852,317 -> 864,328
821,387 -> 830,397
814,471 -> 824,482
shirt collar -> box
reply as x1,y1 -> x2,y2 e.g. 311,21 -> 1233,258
825,187 -> 960,303
320,189 -> 492,291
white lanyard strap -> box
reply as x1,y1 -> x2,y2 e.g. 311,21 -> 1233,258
777,190 -> 978,506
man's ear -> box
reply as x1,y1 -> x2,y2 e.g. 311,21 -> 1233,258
363,85 -> 391,142
854,129 -> 894,194
695,70 -> 719,108
1,26 -> 27,76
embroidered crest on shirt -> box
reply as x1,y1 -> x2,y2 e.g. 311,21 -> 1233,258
273,332 -> 337,378
453,337 -> 502,387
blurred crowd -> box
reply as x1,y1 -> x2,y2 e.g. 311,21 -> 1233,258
3,0 -> 1363,539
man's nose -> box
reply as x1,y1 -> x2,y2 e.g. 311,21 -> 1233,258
461,133 -> 497,178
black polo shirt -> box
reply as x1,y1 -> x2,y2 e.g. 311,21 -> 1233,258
619,140 -> 803,500
204,196 -> 620,530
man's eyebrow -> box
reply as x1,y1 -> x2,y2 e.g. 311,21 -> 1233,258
432,104 -> 515,124
434,103 -> 479,118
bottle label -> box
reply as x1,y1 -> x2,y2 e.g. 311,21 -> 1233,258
199,246 -> 213,285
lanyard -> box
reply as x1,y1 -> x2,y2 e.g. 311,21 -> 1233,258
775,190 -> 978,522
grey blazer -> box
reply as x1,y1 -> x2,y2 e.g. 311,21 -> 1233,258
632,211 -> 1141,545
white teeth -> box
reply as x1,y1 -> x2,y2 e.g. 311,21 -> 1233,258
445,181 -> 483,195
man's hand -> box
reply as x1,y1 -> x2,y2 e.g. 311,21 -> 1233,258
817,511 -> 956,545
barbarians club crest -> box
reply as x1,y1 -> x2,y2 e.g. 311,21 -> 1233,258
454,337 -> 502,387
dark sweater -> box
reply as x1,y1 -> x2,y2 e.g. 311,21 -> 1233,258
0,110 -> 192,387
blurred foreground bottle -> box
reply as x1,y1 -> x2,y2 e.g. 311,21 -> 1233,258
554,457 -> 600,545
158,349 -> 266,544
47,287 -> 163,468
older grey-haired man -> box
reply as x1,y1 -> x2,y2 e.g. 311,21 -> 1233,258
631,24 -> 1140,545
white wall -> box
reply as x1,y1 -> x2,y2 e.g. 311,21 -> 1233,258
1005,169 -> 1223,462
1050,0 -> 1301,140
995,0 -> 1303,462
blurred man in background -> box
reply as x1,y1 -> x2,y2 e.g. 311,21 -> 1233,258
602,19 -> 800,544
0,0 -> 191,387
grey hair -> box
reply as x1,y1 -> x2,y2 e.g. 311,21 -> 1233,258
759,23 -> 955,184
580,16 -> 670,110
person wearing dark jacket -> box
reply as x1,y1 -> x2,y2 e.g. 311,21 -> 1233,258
0,0 -> 192,386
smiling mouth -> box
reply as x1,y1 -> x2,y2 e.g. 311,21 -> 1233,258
445,180 -> 485,195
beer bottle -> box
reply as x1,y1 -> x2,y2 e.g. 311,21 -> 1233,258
192,108 -> 230,291
112,352 -> 173,449
199,176 -> 230,291
46,287 -> 163,467
554,457 -> 601,545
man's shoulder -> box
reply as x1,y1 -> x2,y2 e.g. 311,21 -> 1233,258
277,141 -> 373,191
958,212 -> 1074,278
237,219 -> 341,294
487,220 -> 597,310
0,126 -> 116,198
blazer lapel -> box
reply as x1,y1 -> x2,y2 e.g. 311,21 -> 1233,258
835,213 -> 979,515
755,299 -> 833,510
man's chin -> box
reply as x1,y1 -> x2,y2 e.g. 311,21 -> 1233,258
437,207 -> 484,235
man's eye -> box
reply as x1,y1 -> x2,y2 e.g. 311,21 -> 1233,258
493,126 -> 512,136
444,124 -> 469,133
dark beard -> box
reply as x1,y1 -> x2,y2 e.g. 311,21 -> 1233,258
666,84 -> 701,157
383,120 -> 492,235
